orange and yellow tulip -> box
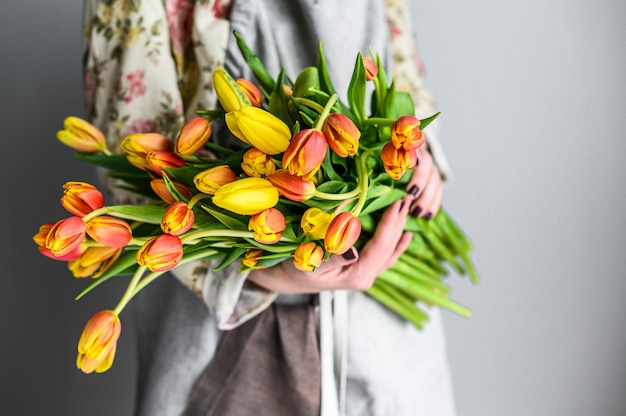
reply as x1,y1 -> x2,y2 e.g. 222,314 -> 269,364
248,208 -> 286,244
324,212 -> 361,255
237,78 -> 264,108
242,248 -> 266,269
76,310 -> 121,374
193,165 -> 237,195
380,142 -> 418,180
136,234 -> 184,272
150,178 -> 192,204
321,113 -> 360,157
57,116 -> 107,153
293,242 -> 324,271
282,129 -> 327,180
241,148 -> 276,178
44,216 -> 87,258
175,117 -> 212,155
61,182 -> 104,217
161,201 -> 195,235
362,56 -> 379,81
146,151 -> 186,177
267,170 -> 316,202
68,246 -> 121,278
390,116 -> 425,151
212,177 -> 279,216
120,132 -> 172,170
35,222 -> 85,261
213,67 -> 251,112
85,216 -> 132,248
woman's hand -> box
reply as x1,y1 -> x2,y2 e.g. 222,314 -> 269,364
405,146 -> 443,219
247,195 -> 415,294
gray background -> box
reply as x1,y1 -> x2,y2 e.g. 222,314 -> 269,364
1,1 -> 625,415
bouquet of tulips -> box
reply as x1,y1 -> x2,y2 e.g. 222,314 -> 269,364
34,32 -> 478,374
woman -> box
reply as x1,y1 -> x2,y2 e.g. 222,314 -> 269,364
83,0 -> 456,414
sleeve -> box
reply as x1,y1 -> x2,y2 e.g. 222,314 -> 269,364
82,0 -> 275,329
385,0 -> 453,183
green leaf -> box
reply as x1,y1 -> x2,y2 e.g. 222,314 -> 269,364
75,152 -> 146,175
293,67 -> 320,98
74,251 -> 138,300
268,68 -> 294,126
233,31 -> 275,96
359,187 -> 405,216
202,207 -> 248,231
419,112 -> 441,130
214,247 -> 248,271
317,42 -> 355,120
108,205 -> 167,223
347,52 -> 367,126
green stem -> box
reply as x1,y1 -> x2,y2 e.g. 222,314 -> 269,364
313,187 -> 361,201
113,265 -> 147,315
180,229 -> 300,244
351,153 -> 369,216
313,94 -> 338,130
187,193 -> 212,210
362,117 -> 395,127
292,97 -> 325,113
82,207 -> 111,223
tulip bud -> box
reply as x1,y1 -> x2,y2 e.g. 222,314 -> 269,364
242,248 -> 266,269
150,178 -> 192,204
175,117 -> 212,155
390,115 -> 425,151
57,116 -> 107,153
161,201 -> 195,235
85,216 -> 132,248
282,129 -> 327,180
236,78 -> 264,108
324,212 -> 361,255
44,216 -> 87,258
120,133 -> 172,170
321,113 -> 360,157
225,106 -> 291,155
68,246 -> 121,278
267,170 -> 316,202
76,310 -> 121,374
362,56 -> 379,81
248,208 -> 286,244
35,222 -> 85,261
146,151 -> 186,176
300,207 -> 335,240
213,67 -> 251,112
193,165 -> 237,195
212,177 -> 279,216
293,242 -> 324,272
241,148 -> 276,178
61,182 -> 105,217
136,234 -> 183,272
380,142 -> 418,180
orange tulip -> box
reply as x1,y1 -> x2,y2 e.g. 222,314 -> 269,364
282,129 -> 327,180
161,201 -> 195,235
146,151 -> 186,176
241,148 -> 276,178
321,113 -> 360,157
150,178 -> 192,204
120,133 -> 172,170
237,78 -> 264,107
324,212 -> 361,255
76,310 -> 121,374
248,208 -> 286,244
242,248 -> 266,269
56,116 -> 106,153
61,182 -> 105,217
136,234 -> 184,272
35,222 -> 85,261
380,142 -> 418,180
293,242 -> 324,271
193,165 -> 238,195
68,246 -> 121,278
85,216 -> 132,248
362,56 -> 379,81
175,117 -> 212,155
44,216 -> 87,258
212,177 -> 280,216
300,207 -> 335,240
390,115 -> 425,151
267,170 -> 316,202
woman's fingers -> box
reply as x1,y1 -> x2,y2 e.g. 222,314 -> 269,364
407,148 -> 443,219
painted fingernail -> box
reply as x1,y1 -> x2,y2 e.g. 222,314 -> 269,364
424,212 -> 433,220
399,200 -> 405,211
411,206 -> 423,218
342,247 -> 357,260
408,185 -> 419,196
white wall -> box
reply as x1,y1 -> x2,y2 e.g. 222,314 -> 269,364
1,1 -> 624,415
411,1 -> 626,415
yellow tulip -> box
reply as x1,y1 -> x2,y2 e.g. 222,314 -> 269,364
212,177 -> 279,216
213,67 -> 251,112
225,106 -> 291,155
57,116 -> 107,153
300,207 -> 335,240
76,310 -> 121,374
293,242 -> 324,272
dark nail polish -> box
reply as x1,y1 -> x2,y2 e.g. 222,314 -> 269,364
411,206 -> 423,218
424,212 -> 433,220
342,248 -> 357,260
408,185 -> 419,197
399,201 -> 405,211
